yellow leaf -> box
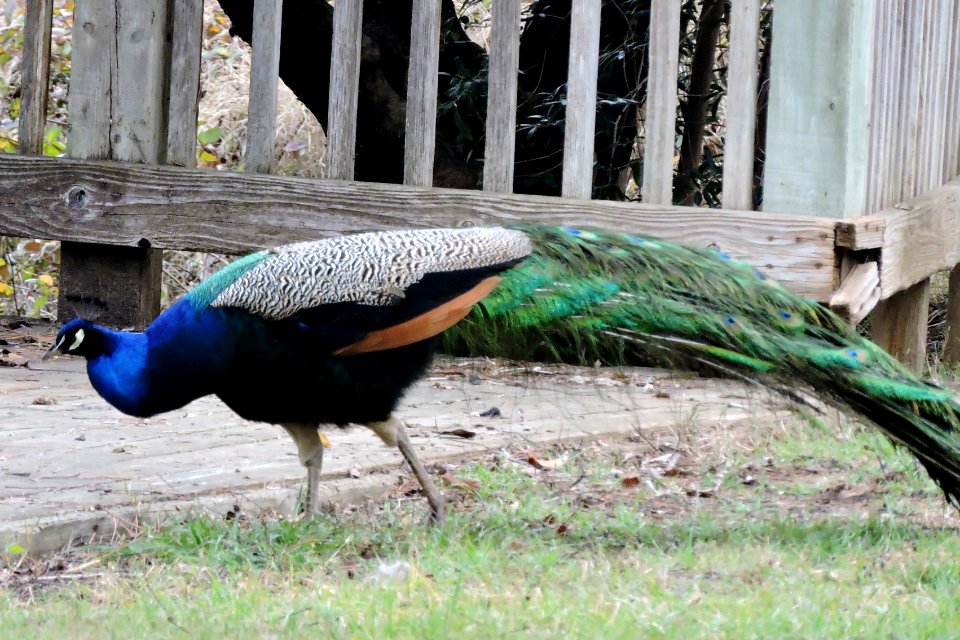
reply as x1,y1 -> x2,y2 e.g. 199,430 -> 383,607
0,283 -> 12,296
39,274 -> 54,287
7,543 -> 25,555
319,432 -> 331,447
22,240 -> 43,252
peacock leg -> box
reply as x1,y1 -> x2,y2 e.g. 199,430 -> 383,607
366,416 -> 445,524
280,423 -> 325,517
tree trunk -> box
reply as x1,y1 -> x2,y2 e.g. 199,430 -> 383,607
674,0 -> 724,206
216,0 -> 650,198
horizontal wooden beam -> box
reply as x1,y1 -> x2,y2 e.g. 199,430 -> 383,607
828,261 -> 880,324
0,154 -> 842,300
836,177 -> 960,298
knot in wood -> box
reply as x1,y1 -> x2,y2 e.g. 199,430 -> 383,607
65,185 -> 90,209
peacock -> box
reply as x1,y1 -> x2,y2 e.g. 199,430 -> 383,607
44,224 -> 960,523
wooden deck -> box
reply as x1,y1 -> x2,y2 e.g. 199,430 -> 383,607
0,345 -> 779,554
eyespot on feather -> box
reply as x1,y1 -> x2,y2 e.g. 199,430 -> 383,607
624,234 -> 662,249
775,309 -> 805,330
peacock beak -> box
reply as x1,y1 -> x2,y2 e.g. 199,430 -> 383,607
41,335 -> 66,362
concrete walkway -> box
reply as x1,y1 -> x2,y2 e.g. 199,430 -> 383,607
0,345 -> 776,553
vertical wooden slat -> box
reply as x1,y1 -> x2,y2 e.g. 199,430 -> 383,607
882,0 -> 907,207
403,0 -> 442,187
18,0 -> 54,155
940,0 -> 960,182
67,1 -> 115,159
326,0 -> 364,181
246,0 -> 284,174
165,0 -> 204,166
483,0 -> 521,193
897,1 -> 922,201
914,0 -> 941,194
763,0 -> 874,217
869,0 -> 899,212
561,0 -> 601,199
721,0 -> 761,210
641,0 -> 681,205
112,0 -> 170,164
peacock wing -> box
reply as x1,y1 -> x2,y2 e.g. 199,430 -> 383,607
190,228 -> 532,354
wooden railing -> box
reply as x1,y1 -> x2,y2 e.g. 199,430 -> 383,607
3,0 -> 960,371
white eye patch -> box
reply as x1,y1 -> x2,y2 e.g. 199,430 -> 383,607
68,328 -> 85,351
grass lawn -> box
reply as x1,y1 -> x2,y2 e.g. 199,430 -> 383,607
3,414 -> 959,639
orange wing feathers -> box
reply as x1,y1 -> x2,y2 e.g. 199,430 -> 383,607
334,277 -> 501,356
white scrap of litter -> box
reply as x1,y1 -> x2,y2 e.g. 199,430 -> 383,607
372,561 -> 413,584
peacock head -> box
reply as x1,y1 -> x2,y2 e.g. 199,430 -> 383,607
43,318 -> 105,361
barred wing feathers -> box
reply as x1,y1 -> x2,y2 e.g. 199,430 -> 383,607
188,227 -> 532,354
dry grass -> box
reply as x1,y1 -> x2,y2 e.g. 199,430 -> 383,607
196,0 -> 326,178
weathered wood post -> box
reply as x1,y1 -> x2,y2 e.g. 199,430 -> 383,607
59,0 -> 204,328
765,0 -> 960,371
59,2 -> 171,327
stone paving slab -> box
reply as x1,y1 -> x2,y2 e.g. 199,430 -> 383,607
0,347 -> 779,553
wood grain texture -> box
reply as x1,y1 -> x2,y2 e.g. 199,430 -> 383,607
326,0 -> 363,180
561,0 -> 601,199
165,0 -> 204,167
641,0 -> 681,205
482,0 -> 521,193
0,154 -> 842,300
404,0 -> 442,187
720,0 -> 761,210
112,0 -> 169,164
834,179 -> 960,297
67,1 -> 115,159
870,279 -> 930,372
18,0 -> 54,155
828,261 -> 880,324
246,0 -> 284,173
763,0 -> 873,217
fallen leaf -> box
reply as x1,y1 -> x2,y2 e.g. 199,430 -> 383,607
479,406 -> 502,418
32,396 -> 56,405
347,467 -> 362,479
622,476 -> 640,488
686,488 -> 714,498
318,431 -> 331,447
439,476 -> 480,491
528,453 -> 567,470
442,428 -> 477,439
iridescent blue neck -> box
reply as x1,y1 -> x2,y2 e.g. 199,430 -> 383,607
85,328 -> 151,417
